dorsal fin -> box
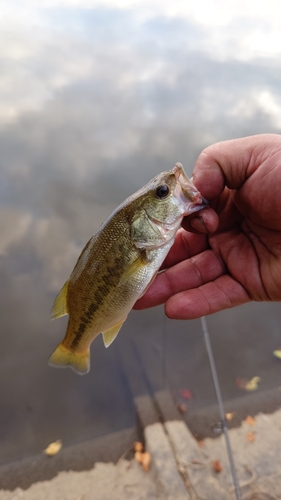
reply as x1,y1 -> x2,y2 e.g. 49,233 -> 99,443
51,280 -> 69,319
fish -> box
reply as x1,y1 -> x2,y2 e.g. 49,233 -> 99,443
49,163 -> 207,375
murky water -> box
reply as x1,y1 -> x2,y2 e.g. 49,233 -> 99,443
1,2 -> 281,465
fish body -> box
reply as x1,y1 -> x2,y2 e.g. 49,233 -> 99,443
49,163 -> 207,374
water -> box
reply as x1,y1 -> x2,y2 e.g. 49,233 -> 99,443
1,1 -> 281,465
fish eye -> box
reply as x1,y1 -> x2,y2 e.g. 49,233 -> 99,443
155,184 -> 170,199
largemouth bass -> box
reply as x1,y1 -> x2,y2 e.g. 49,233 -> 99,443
49,163 -> 207,374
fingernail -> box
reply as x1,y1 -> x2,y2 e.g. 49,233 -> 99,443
190,216 -> 208,233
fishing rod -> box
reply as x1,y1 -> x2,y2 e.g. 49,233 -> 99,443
201,316 -> 242,500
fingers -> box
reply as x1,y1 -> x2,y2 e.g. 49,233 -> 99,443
182,207 -> 219,234
192,134 -> 280,199
134,249 -> 225,310
136,135 -> 281,316
160,228 -> 209,268
165,275 -> 251,320
179,136 -> 279,236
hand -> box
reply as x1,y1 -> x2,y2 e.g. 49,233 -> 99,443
134,134 -> 281,319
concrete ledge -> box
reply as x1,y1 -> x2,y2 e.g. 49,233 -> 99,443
0,459 -> 161,500
186,386 -> 281,439
164,420 -> 229,500
145,422 -> 190,500
154,390 -> 184,422
0,427 -> 138,491
134,394 -> 160,429
152,391 -> 230,498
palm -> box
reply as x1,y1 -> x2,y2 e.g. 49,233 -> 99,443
135,135 -> 281,319
209,187 -> 281,302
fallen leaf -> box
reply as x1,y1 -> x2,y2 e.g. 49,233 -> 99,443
273,350 -> 281,359
44,440 -> 62,456
134,448 -> 152,472
141,452 -> 151,472
212,460 -> 222,473
246,432 -> 255,443
134,451 -> 143,463
245,415 -> 255,426
134,442 -> 143,453
179,389 -> 192,400
225,412 -> 235,421
245,377 -> 261,391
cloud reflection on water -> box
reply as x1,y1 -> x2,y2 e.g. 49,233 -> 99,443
1,1 -> 281,463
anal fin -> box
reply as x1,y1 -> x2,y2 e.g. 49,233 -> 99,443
102,317 -> 127,348
51,280 -> 69,319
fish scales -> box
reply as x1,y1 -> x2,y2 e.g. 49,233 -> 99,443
62,209 -> 144,352
49,163 -> 207,374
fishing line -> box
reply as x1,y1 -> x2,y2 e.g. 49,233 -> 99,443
161,313 -> 168,390
201,316 -> 242,500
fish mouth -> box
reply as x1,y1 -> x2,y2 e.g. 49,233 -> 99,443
173,162 -> 208,214
184,196 -> 208,215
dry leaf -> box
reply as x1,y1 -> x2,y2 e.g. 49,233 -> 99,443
245,377 -> 260,391
212,460 -> 222,473
141,452 -> 152,472
134,451 -> 143,463
179,389 -> 192,400
44,439 -> 62,456
245,415 -> 255,426
197,440 -> 205,448
273,350 -> 281,359
225,412 -> 235,421
134,448 -> 152,472
246,432 -> 255,443
134,442 -> 143,453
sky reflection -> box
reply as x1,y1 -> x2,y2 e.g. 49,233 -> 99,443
1,0 -> 281,465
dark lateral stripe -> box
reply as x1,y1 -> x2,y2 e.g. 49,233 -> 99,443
70,253 -> 126,350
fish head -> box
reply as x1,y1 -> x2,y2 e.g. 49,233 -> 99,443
135,162 -> 208,226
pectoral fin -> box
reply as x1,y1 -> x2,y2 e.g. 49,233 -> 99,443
118,253 -> 148,287
102,317 -> 127,348
51,280 -> 69,319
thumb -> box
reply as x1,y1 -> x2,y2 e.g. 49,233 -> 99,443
191,134 -> 277,200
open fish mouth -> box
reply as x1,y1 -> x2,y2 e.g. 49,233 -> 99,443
173,162 -> 208,214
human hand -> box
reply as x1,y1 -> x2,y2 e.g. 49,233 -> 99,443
134,134 -> 281,319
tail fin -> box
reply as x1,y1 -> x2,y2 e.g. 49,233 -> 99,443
48,343 -> 90,375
